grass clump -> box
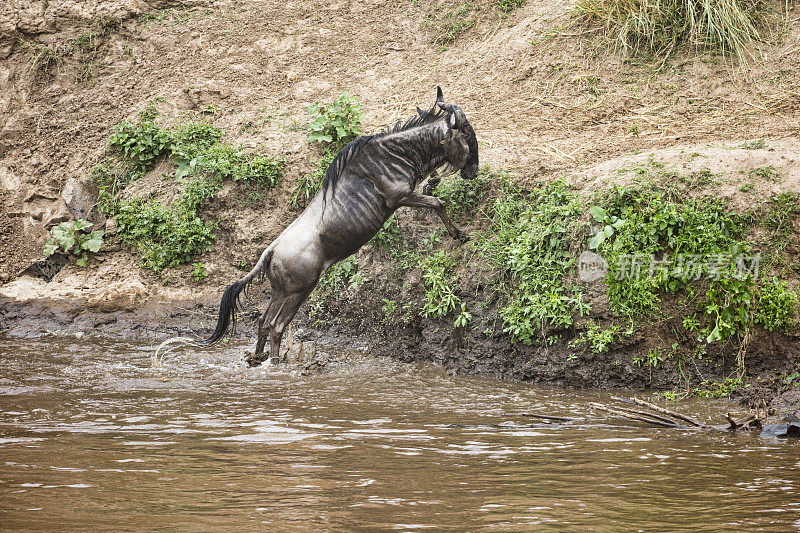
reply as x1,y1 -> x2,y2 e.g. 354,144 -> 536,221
477,179 -> 589,345
424,2 -> 479,47
436,165 -> 493,219
291,151 -> 336,208
573,0 -> 767,59
763,192 -> 799,239
19,39 -> 65,80
748,165 -> 782,182
497,0 -> 525,13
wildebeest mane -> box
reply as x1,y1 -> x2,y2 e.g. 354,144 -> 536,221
320,103 -> 446,205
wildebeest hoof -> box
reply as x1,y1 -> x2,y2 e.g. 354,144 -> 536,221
244,352 -> 265,367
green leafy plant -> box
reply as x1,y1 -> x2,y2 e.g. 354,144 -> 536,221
99,116 -> 284,273
755,277 -> 797,332
633,347 -> 667,368
570,322 -> 620,354
43,219 -> 104,267
476,179 -> 589,345
700,276 -> 754,343
116,198 -> 216,273
783,371 -> 800,388
420,250 -> 461,319
191,262 -> 208,282
381,298 -> 398,323
694,376 -> 745,399
588,205 -> 625,249
306,92 -> 362,147
454,304 -> 472,328
93,160 -> 139,216
370,215 -> 402,250
109,119 -> 172,174
596,187 -> 747,320
318,256 -> 368,293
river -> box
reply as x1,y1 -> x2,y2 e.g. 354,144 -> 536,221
0,334 -> 797,531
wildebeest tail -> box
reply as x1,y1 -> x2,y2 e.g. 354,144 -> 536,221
199,247 -> 274,346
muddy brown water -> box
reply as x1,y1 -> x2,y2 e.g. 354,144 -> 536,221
0,334 -> 798,531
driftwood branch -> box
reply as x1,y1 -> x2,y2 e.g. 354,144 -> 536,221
611,396 -> 706,427
589,402 -> 679,428
591,397 -> 762,432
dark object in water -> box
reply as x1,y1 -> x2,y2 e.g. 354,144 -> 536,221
760,423 -> 800,439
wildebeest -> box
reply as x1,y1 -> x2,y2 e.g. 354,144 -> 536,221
201,87 -> 479,366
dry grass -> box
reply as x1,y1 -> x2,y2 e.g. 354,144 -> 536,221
19,39 -> 65,80
573,0 -> 769,59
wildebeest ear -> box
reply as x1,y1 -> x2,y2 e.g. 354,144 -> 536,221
417,106 -> 427,118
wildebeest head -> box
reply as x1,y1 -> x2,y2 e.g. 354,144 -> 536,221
435,87 -> 479,180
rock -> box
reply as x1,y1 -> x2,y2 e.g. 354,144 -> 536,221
104,217 -> 117,237
760,423 -> 800,439
770,389 -> 800,420
61,177 -> 97,220
43,197 -> 72,228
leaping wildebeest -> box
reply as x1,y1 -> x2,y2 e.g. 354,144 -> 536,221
201,87 -> 479,366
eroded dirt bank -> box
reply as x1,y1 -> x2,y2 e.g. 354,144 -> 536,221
1,0 -> 799,415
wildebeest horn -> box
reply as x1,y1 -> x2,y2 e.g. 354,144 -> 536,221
417,106 -> 427,118
436,86 -> 453,113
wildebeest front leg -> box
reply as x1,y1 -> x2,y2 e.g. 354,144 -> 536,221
422,171 -> 441,196
399,192 -> 468,242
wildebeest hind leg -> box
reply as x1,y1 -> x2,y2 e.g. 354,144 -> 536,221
246,295 -> 280,367
269,290 -> 311,365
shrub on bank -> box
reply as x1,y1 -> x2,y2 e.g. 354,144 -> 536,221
96,111 -> 285,274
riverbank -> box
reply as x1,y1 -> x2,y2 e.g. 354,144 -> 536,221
1,0 -> 799,417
